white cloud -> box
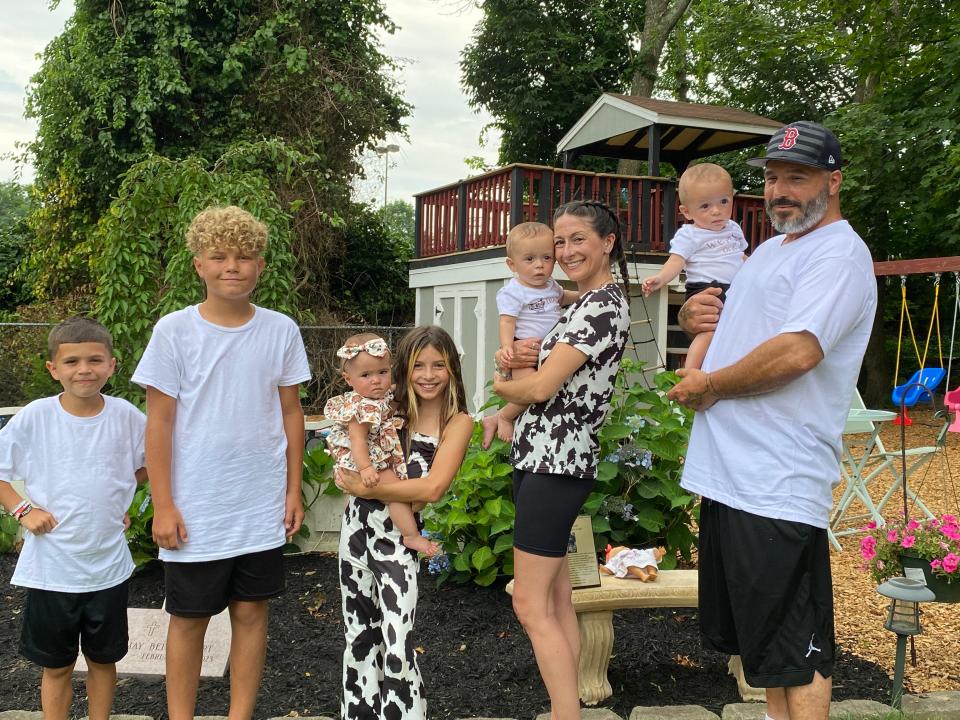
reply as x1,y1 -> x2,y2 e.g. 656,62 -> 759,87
0,0 -> 500,201
360,0 -> 500,206
0,1 -> 74,182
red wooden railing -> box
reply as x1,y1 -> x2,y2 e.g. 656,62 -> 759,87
414,163 -> 771,258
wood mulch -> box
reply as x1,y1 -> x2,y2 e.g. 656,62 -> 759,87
830,407 -> 960,694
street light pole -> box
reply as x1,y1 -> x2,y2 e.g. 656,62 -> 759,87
375,143 -> 400,208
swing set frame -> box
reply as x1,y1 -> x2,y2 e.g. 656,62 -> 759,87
872,256 -> 960,527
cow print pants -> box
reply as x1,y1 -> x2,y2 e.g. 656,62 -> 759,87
339,497 -> 425,720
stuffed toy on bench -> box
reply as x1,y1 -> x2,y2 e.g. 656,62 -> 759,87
598,545 -> 666,582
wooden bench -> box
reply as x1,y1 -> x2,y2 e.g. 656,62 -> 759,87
506,570 -> 763,705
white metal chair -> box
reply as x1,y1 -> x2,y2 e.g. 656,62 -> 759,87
830,390 -> 940,547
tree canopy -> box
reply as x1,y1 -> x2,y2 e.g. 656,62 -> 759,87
461,0 -> 647,166
0,183 -> 34,314
330,199 -> 415,327
24,0 -> 409,311
461,0 -> 690,170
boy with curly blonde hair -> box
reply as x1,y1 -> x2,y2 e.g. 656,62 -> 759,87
133,205 -> 311,720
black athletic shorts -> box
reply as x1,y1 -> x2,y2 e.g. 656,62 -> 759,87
164,546 -> 285,617
698,497 -> 835,688
19,580 -> 130,668
684,280 -> 730,303
512,468 -> 594,557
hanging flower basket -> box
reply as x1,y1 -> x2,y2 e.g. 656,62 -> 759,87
900,552 -> 960,603
859,514 -> 960,603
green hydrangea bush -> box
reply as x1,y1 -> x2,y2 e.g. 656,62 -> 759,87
425,359 -> 698,586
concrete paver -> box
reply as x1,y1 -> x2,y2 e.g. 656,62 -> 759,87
723,698 -> 899,720
901,690 -> 960,719
537,710 -> 623,720
629,705 -> 720,720
721,703 -> 767,720
829,699 -> 893,717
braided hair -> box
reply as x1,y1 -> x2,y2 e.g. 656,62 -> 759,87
552,200 -> 631,297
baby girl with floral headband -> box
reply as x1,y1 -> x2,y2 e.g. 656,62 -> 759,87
324,333 -> 438,556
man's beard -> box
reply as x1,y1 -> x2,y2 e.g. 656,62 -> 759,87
766,184 -> 830,235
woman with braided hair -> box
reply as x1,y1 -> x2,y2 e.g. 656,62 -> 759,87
491,199 -> 631,718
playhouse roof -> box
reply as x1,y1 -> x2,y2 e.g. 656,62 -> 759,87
557,94 -> 783,174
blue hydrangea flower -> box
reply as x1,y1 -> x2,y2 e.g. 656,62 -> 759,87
427,553 -> 451,575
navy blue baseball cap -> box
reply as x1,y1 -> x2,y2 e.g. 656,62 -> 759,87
747,121 -> 842,171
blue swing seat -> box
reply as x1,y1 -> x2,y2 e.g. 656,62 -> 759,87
891,367 -> 946,408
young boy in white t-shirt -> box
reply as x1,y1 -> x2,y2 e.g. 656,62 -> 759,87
0,317 -> 146,720
132,205 -> 311,720
481,222 -> 579,447
641,163 -> 748,369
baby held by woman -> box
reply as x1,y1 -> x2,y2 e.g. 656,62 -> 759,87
324,333 -> 438,556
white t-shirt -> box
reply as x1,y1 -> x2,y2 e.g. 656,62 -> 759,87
681,220 -> 877,528
669,220 -> 747,285
496,277 -> 564,339
0,395 -> 145,591
132,305 -> 311,562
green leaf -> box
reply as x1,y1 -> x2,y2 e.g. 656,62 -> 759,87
484,497 -> 503,517
493,533 -> 515,554
596,460 -> 619,482
472,546 -> 495,571
592,515 -> 612,533
475,566 -> 498,586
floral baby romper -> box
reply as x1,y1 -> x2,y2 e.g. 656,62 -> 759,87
323,389 -> 408,480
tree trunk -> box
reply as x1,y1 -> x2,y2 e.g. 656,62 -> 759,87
616,0 -> 692,177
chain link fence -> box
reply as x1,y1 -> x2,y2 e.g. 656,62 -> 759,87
0,322 -> 411,415
299,325 -> 411,414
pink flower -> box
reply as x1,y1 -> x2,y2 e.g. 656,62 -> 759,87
866,521 -> 878,530
943,553 -> 960,574
860,536 -> 877,561
906,519 -> 921,531
931,559 -> 943,570
901,535 -> 916,549
887,529 -> 899,543
943,514 -> 957,524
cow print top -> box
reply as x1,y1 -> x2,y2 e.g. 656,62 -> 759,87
510,282 -> 630,480
405,432 -> 438,479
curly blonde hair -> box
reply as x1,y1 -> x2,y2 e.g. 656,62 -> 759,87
186,205 -> 268,255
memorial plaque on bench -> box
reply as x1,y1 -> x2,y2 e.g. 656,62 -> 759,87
566,515 -> 601,589
76,606 -> 231,677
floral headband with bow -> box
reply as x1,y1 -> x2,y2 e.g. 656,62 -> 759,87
337,337 -> 389,361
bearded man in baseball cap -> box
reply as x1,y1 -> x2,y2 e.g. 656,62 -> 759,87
668,122 -> 877,720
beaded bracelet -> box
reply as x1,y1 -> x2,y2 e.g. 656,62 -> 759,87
11,498 -> 29,517
14,503 -> 33,523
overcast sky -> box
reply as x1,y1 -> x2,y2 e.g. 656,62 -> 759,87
0,0 -> 499,205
